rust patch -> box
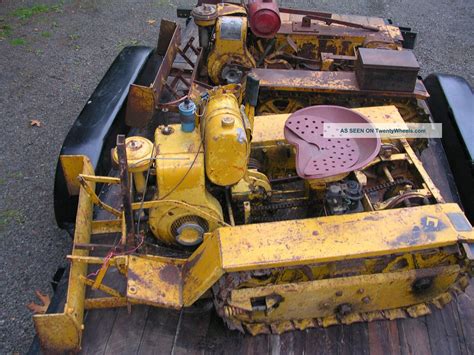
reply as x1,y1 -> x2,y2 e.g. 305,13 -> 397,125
160,264 -> 181,285
389,216 -> 447,247
391,226 -> 423,247
363,214 -> 383,221
187,142 -> 195,153
183,249 -> 204,276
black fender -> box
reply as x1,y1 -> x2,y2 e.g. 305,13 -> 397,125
424,73 -> 474,222
54,46 -> 154,231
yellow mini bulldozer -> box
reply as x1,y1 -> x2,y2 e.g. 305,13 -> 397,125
32,1 -> 474,353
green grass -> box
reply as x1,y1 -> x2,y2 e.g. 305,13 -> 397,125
9,38 -> 26,46
156,0 -> 172,6
0,209 -> 24,231
41,31 -> 51,38
11,4 -> 62,20
9,171 -> 23,179
117,39 -> 140,49
0,24 -> 12,39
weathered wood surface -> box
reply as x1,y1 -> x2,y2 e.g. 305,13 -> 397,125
80,285 -> 474,355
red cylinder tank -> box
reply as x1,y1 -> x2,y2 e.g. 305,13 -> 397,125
247,0 -> 281,38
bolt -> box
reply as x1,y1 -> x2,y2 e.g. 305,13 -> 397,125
358,288 -> 365,294
336,303 -> 352,316
412,277 -> 433,293
128,140 -> 143,151
129,286 -> 137,294
335,291 -> 343,297
221,116 -> 235,127
161,125 -> 174,135
362,296 -> 371,304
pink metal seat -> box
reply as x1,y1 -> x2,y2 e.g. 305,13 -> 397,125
284,106 -> 381,179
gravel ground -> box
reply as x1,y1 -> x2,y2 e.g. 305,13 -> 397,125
0,0 -> 472,353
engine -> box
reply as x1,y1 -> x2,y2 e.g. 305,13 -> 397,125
115,83 -> 439,249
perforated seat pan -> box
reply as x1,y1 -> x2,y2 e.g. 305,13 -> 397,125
284,106 -> 381,179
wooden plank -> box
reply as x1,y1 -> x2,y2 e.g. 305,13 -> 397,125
171,303 -> 212,355
137,307 -> 182,355
280,330 -> 306,354
81,260 -> 125,355
397,317 -> 432,355
448,300 -> 470,355
81,308 -> 119,355
456,284 -> 474,355
202,312 -> 246,354
103,305 -> 149,355
268,335 -> 282,354
304,327 -> 338,354
425,303 -> 466,355
339,323 -> 370,355
242,334 -> 269,355
368,320 -> 401,355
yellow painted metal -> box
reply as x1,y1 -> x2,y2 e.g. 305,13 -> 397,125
112,136 -> 154,172
37,99 -> 474,353
216,203 -> 473,271
257,98 -> 305,115
275,13 -> 403,59
203,86 -> 249,186
91,261 -> 109,290
207,16 -> 255,84
67,254 -> 128,274
77,175 -> 122,217
149,125 -> 223,245
127,255 -> 183,308
278,31 -> 364,59
112,136 -> 154,193
400,138 -> 444,202
182,232 -> 225,305
216,3 -> 247,17
192,4 -> 217,28
79,174 -> 120,184
231,169 -> 272,200
228,265 -> 459,323
35,150 -> 473,353
84,297 -> 128,310
79,276 -> 122,298
33,314 -> 81,353
34,156 -> 95,353
60,155 -> 88,195
123,235 -> 225,308
102,203 -> 472,312
91,219 -> 121,235
134,200 -> 228,227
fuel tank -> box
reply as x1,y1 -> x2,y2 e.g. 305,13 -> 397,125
203,87 -> 249,186
248,0 -> 281,38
